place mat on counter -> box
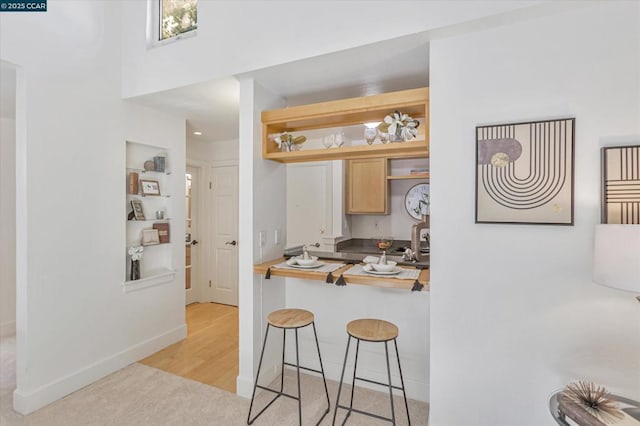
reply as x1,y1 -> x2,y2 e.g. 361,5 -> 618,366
271,262 -> 345,273
342,264 -> 421,280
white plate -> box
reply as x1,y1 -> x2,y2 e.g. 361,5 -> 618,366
364,268 -> 401,276
288,262 -> 324,269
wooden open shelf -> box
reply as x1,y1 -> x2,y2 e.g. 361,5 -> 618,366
262,87 -> 429,163
387,172 -> 430,180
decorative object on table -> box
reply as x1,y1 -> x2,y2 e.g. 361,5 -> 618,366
128,172 -> 139,194
601,145 -> 639,224
141,228 -> 160,245
274,132 -> 306,152
375,236 -> 393,251
143,160 -> 156,171
593,224 -> 640,302
152,222 -> 170,244
128,246 -> 144,281
364,127 -> 377,145
475,118 -> 575,225
561,381 -> 624,424
405,182 -> 429,220
140,179 -> 161,196
377,110 -> 420,142
130,199 -> 145,220
155,210 -> 164,220
153,155 -> 166,173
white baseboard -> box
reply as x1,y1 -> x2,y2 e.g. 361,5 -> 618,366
13,323 -> 187,415
0,320 -> 16,338
236,361 -> 281,399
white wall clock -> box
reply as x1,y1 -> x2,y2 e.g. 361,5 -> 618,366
405,183 -> 430,220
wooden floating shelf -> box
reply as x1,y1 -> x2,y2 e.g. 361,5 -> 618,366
262,87 -> 429,163
387,173 -> 430,180
264,140 -> 429,163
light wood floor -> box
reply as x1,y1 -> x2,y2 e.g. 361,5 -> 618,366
140,302 -> 239,393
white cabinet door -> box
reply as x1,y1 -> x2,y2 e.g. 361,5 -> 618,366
286,162 -> 336,251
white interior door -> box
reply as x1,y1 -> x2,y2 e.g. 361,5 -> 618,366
209,165 -> 238,306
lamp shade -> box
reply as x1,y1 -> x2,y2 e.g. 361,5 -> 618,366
593,224 -> 640,292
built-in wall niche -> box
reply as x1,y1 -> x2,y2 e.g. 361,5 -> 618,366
124,141 -> 176,292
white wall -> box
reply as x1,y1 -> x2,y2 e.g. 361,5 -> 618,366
186,138 -> 238,163
121,1 -> 541,98
429,2 -> 640,425
237,78 -> 287,397
0,117 -> 16,337
1,2 -> 187,413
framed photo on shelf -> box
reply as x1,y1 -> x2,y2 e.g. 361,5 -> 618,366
130,200 -> 145,220
140,180 -> 161,196
141,228 -> 160,246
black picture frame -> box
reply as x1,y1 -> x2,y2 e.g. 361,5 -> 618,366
475,118 -> 575,225
601,144 -> 640,224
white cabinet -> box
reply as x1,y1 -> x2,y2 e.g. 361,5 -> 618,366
124,141 -> 175,291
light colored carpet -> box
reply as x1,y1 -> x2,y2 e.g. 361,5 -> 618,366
0,336 -> 428,425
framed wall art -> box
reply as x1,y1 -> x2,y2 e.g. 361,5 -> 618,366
601,145 -> 640,224
140,179 -> 161,196
475,118 -> 575,225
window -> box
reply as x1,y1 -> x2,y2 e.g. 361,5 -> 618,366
159,0 -> 197,41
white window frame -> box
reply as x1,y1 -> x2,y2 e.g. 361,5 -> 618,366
146,0 -> 198,49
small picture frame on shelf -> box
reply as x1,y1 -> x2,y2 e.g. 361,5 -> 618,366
130,200 -> 145,220
140,180 -> 161,196
141,228 -> 160,246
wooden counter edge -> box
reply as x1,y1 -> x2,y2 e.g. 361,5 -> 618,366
254,257 -> 430,291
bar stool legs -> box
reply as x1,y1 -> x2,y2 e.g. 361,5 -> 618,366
332,319 -> 411,425
247,315 -> 330,426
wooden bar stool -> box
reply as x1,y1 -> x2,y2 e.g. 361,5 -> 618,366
332,319 -> 410,425
247,308 -> 331,425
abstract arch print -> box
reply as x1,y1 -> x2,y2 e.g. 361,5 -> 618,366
476,118 -> 574,225
602,145 -> 640,224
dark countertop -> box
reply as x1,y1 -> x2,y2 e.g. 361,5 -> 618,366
284,242 -> 429,269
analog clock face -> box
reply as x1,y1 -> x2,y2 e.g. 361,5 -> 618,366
405,183 -> 430,220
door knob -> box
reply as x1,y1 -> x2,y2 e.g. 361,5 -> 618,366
191,240 -> 199,246
225,240 -> 237,246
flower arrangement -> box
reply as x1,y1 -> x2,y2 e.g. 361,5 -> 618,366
274,132 -> 307,152
378,110 -> 420,141
128,246 -> 144,260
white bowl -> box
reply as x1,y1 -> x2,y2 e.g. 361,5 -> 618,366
295,256 -> 318,266
370,261 -> 397,272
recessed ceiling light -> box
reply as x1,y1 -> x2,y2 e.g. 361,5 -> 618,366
193,131 -> 203,136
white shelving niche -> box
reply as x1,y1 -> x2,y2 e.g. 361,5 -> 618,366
124,141 -> 175,292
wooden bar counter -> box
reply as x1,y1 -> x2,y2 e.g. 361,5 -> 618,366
254,257 -> 429,291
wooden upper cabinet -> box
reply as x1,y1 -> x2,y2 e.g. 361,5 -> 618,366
346,158 -> 389,214
261,88 -> 429,163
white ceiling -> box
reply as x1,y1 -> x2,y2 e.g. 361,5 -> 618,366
130,31 -> 429,145
0,63 -> 16,119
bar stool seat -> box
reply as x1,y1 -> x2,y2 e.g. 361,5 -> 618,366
268,308 -> 314,329
333,318 -> 410,425
347,319 -> 398,342
247,308 -> 330,425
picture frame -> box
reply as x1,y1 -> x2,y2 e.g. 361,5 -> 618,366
130,200 -> 145,220
601,145 -> 640,224
475,118 -> 575,225
140,179 -> 161,196
141,228 -> 160,246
